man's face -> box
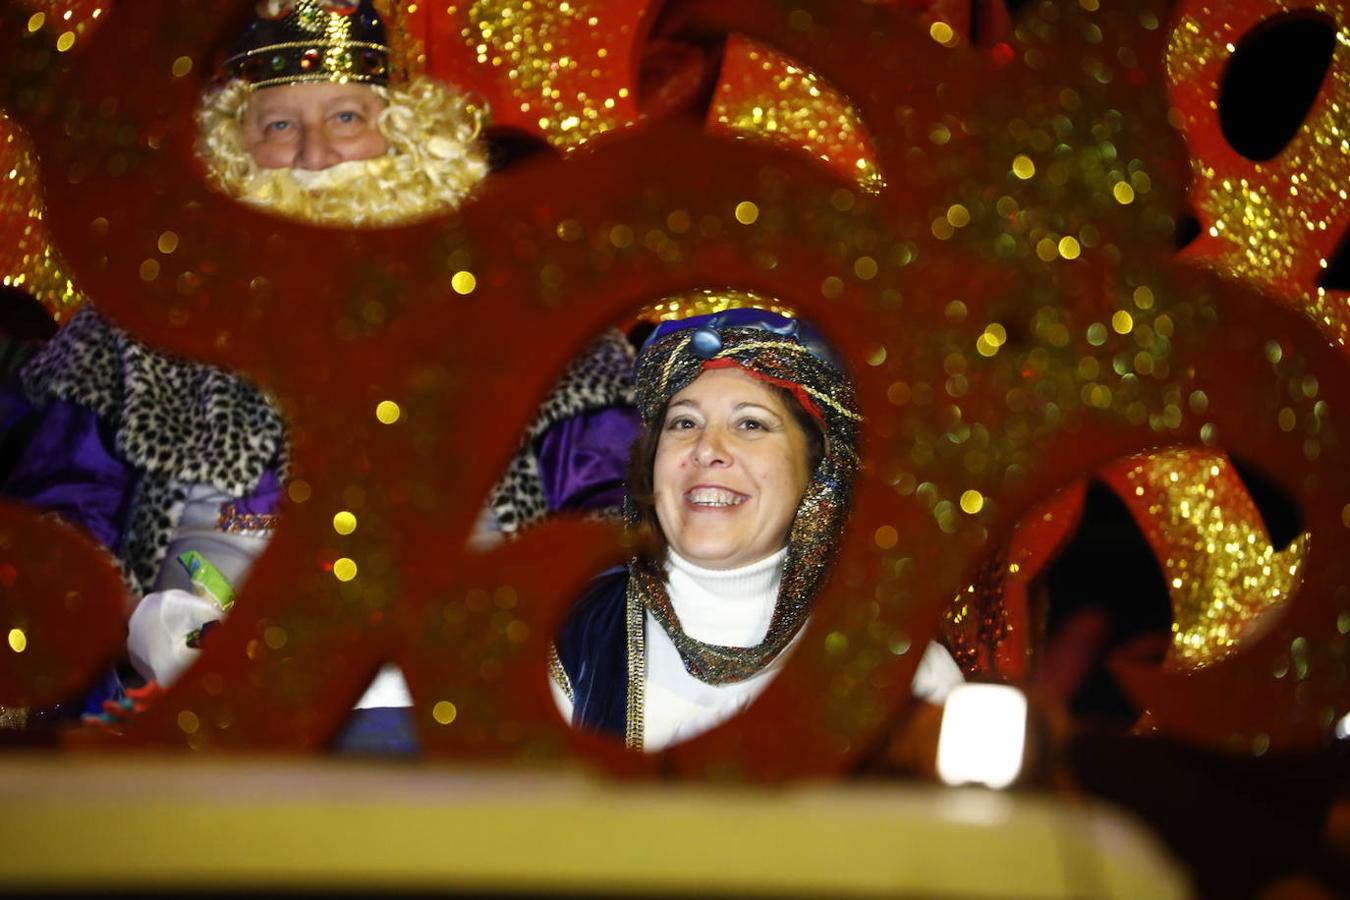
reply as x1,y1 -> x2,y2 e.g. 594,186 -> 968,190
243,82 -> 389,170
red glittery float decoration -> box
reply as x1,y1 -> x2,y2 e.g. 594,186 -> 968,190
0,0 -> 1347,774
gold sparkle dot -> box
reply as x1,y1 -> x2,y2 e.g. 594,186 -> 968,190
820,276 -> 844,298
1342,504 -> 1350,528
1058,236 -> 1081,259
1111,310 -> 1134,334
960,490 -> 984,514
608,225 -> 633,248
333,558 -> 358,582
1035,238 -> 1058,261
734,201 -> 759,225
333,511 -> 357,535
929,21 -> 956,45
932,218 -> 955,240
976,334 -> 999,357
1113,182 -> 1135,205
451,271 -> 476,295
853,256 -> 878,279
172,56 -> 193,78
1278,408 -> 1296,432
375,400 -> 401,424
555,219 -> 581,241
139,259 -> 161,281
432,700 -> 458,725
288,480 -> 312,503
157,231 -> 179,255
1133,285 -> 1154,309
985,323 -> 1007,345
56,31 -> 75,52
874,525 -> 898,549
26,12 -> 45,32
7,628 -> 26,653
177,710 -> 199,734
1087,323 -> 1108,346
866,345 -> 887,366
263,626 -> 287,650
1012,154 -> 1036,179
946,204 -> 971,228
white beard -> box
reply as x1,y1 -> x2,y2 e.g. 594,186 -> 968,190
236,151 -> 465,227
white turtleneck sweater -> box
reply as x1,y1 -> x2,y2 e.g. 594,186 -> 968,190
551,549 -> 964,752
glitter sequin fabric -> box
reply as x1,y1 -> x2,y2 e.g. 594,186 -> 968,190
224,0 -> 391,89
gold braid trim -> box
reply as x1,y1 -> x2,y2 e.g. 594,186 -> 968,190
547,643 -> 573,703
624,577 -> 646,751
656,334 -> 694,402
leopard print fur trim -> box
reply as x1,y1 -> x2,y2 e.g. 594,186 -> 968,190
487,328 -> 635,533
21,304 -> 286,498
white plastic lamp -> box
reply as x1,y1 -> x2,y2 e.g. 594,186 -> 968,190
936,683 -> 1028,789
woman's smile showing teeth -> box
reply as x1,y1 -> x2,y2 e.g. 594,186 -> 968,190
684,486 -> 748,509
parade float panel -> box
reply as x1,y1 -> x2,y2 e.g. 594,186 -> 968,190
0,0 -> 1344,783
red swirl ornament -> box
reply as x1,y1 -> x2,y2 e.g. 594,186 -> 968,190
1168,0 -> 1350,351
0,502 -> 124,713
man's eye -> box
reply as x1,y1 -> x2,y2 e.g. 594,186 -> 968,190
333,111 -> 362,124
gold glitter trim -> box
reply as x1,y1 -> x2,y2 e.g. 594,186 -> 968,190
624,576 -> 645,751
1114,450 -> 1308,669
637,289 -> 798,324
547,642 -> 573,703
244,72 -> 388,90
226,39 -> 390,60
711,36 -> 885,191
0,114 -> 85,321
466,0 -> 630,151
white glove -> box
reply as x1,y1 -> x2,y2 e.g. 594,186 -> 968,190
127,588 -> 223,686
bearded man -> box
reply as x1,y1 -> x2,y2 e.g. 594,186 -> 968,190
1,0 -> 637,750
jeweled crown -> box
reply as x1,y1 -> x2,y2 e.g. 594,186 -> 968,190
222,0 -> 390,90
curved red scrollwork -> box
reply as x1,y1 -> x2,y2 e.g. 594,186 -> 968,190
0,502 -> 124,714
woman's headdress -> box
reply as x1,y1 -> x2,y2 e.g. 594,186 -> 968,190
222,0 -> 391,90
631,308 -> 862,684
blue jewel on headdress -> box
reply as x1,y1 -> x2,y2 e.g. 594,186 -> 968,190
690,327 -> 723,359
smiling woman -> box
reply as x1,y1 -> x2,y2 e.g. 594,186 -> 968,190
639,366 -> 820,570
551,310 -> 963,752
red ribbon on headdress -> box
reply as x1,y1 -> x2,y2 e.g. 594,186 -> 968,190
700,358 -> 826,424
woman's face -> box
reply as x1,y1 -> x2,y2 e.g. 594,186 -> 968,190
653,367 -> 812,570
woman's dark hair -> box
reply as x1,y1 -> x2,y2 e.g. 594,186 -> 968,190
627,382 -> 826,578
